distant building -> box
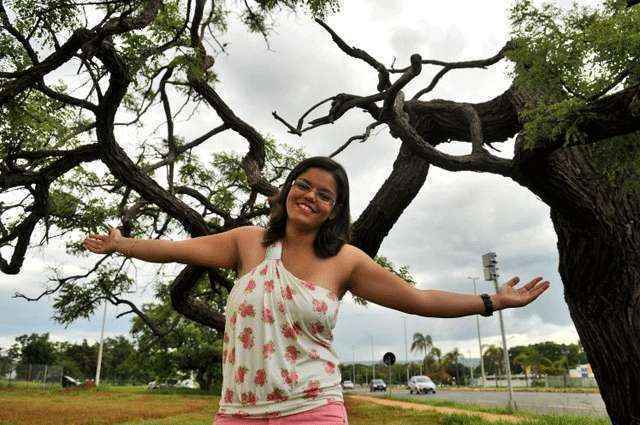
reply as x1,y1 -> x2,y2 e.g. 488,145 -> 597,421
569,363 -> 594,378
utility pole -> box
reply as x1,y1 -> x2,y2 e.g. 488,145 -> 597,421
403,315 -> 409,384
468,276 -> 486,387
95,301 -> 108,387
370,335 -> 375,380
482,252 -> 515,411
352,346 -> 356,384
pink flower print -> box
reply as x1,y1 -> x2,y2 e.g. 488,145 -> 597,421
277,302 -> 286,314
222,349 -> 227,364
304,380 -> 321,399
260,265 -> 269,275
227,347 -> 236,364
245,279 -> 256,293
239,327 -> 254,349
255,369 -> 267,386
264,279 -> 274,292
281,368 -> 299,385
229,311 -> 237,326
281,323 -> 298,339
292,321 -> 303,335
327,291 -> 338,302
302,280 -> 316,291
263,342 -> 275,359
238,302 -> 255,318
325,361 -> 336,374
267,387 -> 288,402
224,388 -> 234,403
266,412 -> 280,418
310,321 -> 325,335
313,299 -> 328,314
241,391 -> 257,406
309,349 -> 320,360
262,306 -> 274,324
234,366 -> 248,384
285,345 -> 300,363
276,269 -> 281,279
281,285 -> 294,300
223,332 -> 229,343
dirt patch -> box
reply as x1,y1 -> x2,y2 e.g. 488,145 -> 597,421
346,395 -> 525,423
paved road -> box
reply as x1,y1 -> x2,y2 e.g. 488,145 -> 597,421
346,388 -> 607,417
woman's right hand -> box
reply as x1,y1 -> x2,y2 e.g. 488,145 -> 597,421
83,226 -> 122,255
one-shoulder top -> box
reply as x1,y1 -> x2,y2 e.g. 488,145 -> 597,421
216,240 -> 343,419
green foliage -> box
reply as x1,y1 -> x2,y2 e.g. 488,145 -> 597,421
508,0 -> 640,189
130,279 -> 228,390
508,0 -> 640,146
52,266 -> 135,325
0,89 -> 79,157
11,333 -> 57,366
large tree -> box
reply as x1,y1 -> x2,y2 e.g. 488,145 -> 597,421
1,0 -> 640,422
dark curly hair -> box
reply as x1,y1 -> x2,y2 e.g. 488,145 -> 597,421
262,156 -> 351,258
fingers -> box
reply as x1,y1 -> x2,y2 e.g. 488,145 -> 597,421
529,280 -> 550,299
523,276 -> 544,291
506,277 -> 520,287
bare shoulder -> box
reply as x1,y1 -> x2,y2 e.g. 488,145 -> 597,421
337,243 -> 368,273
235,225 -> 266,249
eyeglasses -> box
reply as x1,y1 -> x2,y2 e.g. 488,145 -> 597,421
291,179 -> 336,206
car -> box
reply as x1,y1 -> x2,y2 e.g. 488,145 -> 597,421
341,380 -> 355,390
369,378 -> 387,392
408,375 -> 437,394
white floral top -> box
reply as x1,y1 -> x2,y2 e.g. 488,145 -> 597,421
217,240 -> 343,418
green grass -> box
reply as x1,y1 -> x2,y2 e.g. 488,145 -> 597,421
441,413 -> 612,425
0,385 -> 610,425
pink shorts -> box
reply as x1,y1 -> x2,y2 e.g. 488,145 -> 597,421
214,401 -> 348,425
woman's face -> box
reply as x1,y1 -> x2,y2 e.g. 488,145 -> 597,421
285,167 -> 338,229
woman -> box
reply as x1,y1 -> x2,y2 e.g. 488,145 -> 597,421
83,156 -> 550,424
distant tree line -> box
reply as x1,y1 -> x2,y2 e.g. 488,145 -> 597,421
338,335 -> 589,387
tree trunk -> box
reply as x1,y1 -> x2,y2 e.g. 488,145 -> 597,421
520,141 -> 640,424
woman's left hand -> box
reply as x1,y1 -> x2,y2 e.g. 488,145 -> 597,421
495,276 -> 550,309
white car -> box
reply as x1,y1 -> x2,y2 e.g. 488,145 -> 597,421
408,375 -> 437,394
341,380 -> 355,390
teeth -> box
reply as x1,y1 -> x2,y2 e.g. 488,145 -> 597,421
298,203 -> 314,213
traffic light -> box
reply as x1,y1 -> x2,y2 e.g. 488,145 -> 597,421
482,252 -> 498,281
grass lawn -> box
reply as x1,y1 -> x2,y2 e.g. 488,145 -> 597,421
0,386 -> 610,425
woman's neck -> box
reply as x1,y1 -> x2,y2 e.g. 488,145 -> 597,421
283,222 -> 317,255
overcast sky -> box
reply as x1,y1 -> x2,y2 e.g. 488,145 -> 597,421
1,0 -> 587,366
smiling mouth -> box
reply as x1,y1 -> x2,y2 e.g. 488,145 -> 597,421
297,203 -> 316,214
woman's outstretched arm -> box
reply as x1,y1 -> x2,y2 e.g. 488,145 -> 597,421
345,245 -> 550,318
83,225 -> 250,269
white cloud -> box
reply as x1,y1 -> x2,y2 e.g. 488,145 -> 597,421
1,0 -> 586,367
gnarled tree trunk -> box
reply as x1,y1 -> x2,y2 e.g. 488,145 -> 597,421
521,144 -> 640,424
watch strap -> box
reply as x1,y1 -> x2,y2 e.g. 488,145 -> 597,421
480,293 -> 494,317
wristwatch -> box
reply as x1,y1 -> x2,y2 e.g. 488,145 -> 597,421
480,293 -> 494,317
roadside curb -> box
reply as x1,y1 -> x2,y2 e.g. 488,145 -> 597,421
346,395 -> 525,423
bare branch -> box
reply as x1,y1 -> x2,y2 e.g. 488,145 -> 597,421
14,255 -> 112,301
329,121 -> 383,158
411,43 -> 512,100
315,18 -> 390,91
390,92 -> 513,177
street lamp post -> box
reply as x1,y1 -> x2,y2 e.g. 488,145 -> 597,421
95,301 -> 108,387
482,252 -> 515,411
352,346 -> 356,384
370,335 -> 375,381
468,276 -> 486,387
403,315 -> 409,385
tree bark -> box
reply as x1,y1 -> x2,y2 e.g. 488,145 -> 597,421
522,143 -> 640,424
